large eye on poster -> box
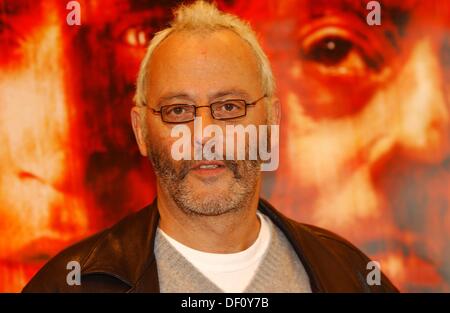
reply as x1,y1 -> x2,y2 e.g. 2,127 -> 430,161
0,0 -> 449,293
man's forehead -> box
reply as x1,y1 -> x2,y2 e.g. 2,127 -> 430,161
153,29 -> 258,62
150,30 -> 262,87
147,30 -> 263,104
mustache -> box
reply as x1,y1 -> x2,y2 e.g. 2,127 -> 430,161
176,143 -> 245,180
148,139 -> 259,182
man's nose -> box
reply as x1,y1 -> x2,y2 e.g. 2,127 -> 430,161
394,37 -> 449,163
193,105 -> 219,146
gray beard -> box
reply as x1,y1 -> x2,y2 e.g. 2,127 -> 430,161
147,143 -> 260,217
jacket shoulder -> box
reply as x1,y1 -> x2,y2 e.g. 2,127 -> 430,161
290,219 -> 399,292
21,206 -> 152,293
22,230 -> 109,292
300,222 -> 369,255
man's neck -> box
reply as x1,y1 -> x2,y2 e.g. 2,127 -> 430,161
156,183 -> 261,254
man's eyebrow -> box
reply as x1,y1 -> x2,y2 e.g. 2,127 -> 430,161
209,89 -> 251,101
155,92 -> 194,107
160,92 -> 192,100
155,89 -> 252,106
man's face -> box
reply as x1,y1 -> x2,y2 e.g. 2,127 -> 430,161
136,30 -> 271,216
236,0 -> 450,290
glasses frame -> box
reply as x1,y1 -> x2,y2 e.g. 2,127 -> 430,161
149,94 -> 267,124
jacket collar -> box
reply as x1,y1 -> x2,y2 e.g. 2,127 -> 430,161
81,198 -> 328,292
82,198 -> 161,292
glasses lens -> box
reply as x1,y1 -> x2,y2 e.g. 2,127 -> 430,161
212,100 -> 246,119
162,104 -> 195,123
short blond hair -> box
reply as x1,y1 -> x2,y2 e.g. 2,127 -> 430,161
134,0 -> 275,107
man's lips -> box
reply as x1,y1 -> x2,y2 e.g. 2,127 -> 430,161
189,161 -> 227,176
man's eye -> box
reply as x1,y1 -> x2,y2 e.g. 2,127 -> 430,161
302,36 -> 353,66
218,102 -> 244,112
167,106 -> 188,115
223,103 -> 238,111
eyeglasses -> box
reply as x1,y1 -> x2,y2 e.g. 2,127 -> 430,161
149,94 -> 267,124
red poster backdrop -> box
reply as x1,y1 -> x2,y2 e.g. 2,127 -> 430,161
0,0 -> 449,292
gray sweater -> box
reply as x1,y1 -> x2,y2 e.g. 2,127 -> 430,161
154,213 -> 312,293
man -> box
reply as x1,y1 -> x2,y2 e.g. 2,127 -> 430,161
23,1 -> 398,292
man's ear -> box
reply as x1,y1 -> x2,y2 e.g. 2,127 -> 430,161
131,106 -> 149,157
269,96 -> 281,125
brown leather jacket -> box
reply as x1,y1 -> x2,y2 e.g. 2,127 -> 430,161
22,198 -> 399,293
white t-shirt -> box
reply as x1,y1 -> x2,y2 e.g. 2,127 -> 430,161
158,212 -> 271,292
